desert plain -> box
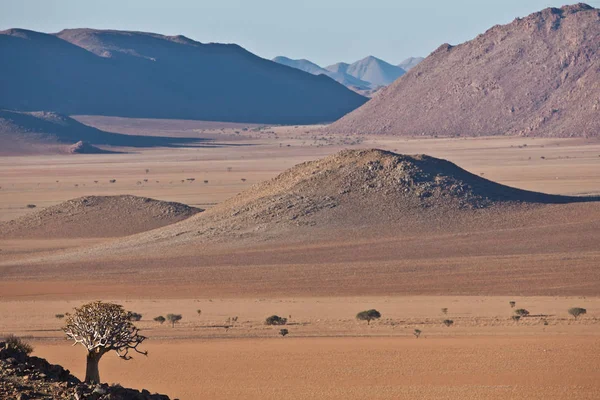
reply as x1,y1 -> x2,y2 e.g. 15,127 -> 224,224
1,117 -> 600,399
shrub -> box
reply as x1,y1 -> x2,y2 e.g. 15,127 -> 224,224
441,308 -> 448,315
109,179 -> 116,183
443,319 -> 454,327
514,309 -> 529,317
413,329 -> 422,339
55,314 -> 65,319
166,314 -> 182,328
265,315 -> 287,326
127,312 -> 142,322
3,334 -> 33,355
153,316 -> 166,324
509,301 -> 516,308
26,204 -> 36,208
197,309 -> 202,316
512,315 -> 521,322
568,307 -> 587,319
279,329 -> 289,337
356,309 -> 381,325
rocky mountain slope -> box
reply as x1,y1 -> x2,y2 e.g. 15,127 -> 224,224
0,195 -> 201,239
0,29 -> 366,124
329,4 -> 600,137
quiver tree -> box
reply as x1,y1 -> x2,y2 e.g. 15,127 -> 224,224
356,309 -> 381,325
568,307 -> 587,319
63,301 -> 147,384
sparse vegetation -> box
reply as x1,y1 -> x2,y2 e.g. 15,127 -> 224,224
153,316 -> 166,324
512,315 -> 521,322
279,328 -> 289,337
109,179 -> 116,183
441,308 -> 448,315
443,319 -> 454,327
166,314 -> 182,328
356,309 -> 381,325
514,309 -> 530,317
568,307 -> 587,319
265,315 -> 287,326
127,312 -> 142,322
413,329 -> 422,339
509,301 -> 516,308
197,309 -> 202,316
55,313 -> 65,319
26,204 -> 36,208
3,334 -> 33,355
63,301 -> 147,384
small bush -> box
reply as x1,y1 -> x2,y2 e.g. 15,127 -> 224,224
109,179 -> 116,183
279,329 -> 289,337
441,308 -> 448,315
509,301 -> 516,308
55,314 -> 65,319
443,319 -> 454,327
568,307 -> 587,319
127,312 -> 142,322
154,316 -> 166,324
166,314 -> 182,327
512,315 -> 521,322
514,309 -> 530,317
265,315 -> 287,326
197,309 -> 202,316
356,309 -> 382,325
26,204 -> 36,209
413,329 -> 422,339
3,334 -> 33,355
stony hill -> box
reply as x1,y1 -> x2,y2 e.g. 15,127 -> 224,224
155,148 -> 595,242
0,195 -> 202,239
329,4 -> 600,137
0,28 -> 366,124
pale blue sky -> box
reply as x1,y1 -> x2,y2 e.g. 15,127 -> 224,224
1,0 -> 599,66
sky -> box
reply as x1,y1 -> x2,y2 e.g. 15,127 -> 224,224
1,0 -> 599,66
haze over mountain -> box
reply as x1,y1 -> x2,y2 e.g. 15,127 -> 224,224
272,56 -> 373,94
326,56 -> 406,88
0,28 -> 367,125
398,57 -> 425,71
273,55 -> 412,95
329,4 -> 600,138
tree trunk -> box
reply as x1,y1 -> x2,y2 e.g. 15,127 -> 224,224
85,351 -> 103,384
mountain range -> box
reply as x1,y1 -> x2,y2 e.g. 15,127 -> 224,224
273,55 -> 419,95
329,4 -> 600,137
0,28 -> 367,125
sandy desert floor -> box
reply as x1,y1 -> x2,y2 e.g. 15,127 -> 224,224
1,117 -> 600,399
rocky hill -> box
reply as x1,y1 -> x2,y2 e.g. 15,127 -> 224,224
0,339 -> 170,400
0,195 -> 202,239
329,4 -> 600,137
0,29 -> 366,125
145,148 -> 593,243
